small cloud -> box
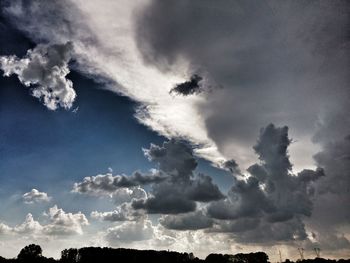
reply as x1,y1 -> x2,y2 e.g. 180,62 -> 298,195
22,189 -> 52,204
170,74 -> 203,96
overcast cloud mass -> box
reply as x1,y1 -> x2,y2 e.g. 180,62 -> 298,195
0,0 -> 349,261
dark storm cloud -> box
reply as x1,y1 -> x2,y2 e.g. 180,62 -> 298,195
159,210 -> 213,230
170,74 -> 203,96
144,139 -> 198,178
208,124 -> 324,243
232,217 -> 308,244
74,139 -> 224,214
133,140 -> 224,214
135,0 -> 350,167
132,192 -> 197,214
303,111 -> 350,250
186,173 -> 225,202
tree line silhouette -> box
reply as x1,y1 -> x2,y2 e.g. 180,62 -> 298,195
0,244 -> 349,263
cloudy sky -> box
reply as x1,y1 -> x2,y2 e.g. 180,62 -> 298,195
0,0 -> 349,261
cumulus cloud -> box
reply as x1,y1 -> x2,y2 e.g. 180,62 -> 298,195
0,206 -> 88,237
13,213 -> 43,235
22,189 -> 52,204
0,223 -> 12,234
74,140 -> 224,215
207,124 -> 324,243
133,140 -> 224,214
0,42 -> 76,110
43,205 -> 89,235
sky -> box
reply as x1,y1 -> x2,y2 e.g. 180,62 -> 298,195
0,0 -> 349,261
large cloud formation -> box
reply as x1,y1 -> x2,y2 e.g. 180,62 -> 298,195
72,125 -> 347,249
135,0 -> 350,170
208,124 -> 325,243
0,42 -> 75,110
132,140 -> 225,214
74,140 -> 224,215
1,0 -> 349,171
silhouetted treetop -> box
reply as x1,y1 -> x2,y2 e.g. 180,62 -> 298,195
0,245 -> 348,263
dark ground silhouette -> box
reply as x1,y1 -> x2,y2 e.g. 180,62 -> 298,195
0,244 -> 349,263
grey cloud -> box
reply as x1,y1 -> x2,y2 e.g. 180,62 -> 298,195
117,171 -> 167,188
159,210 -> 213,230
143,139 -> 197,179
73,172 -> 164,196
135,0 -> 350,171
170,74 -> 203,96
304,230 -> 350,251
208,124 -> 323,243
0,42 -> 76,110
22,189 -> 52,204
132,189 -> 197,214
186,174 -> 225,202
74,140 -> 224,215
233,217 -> 308,244
207,176 -> 272,220
303,111 -> 350,251
212,218 -> 260,234
212,217 -> 308,244
133,140 -> 224,214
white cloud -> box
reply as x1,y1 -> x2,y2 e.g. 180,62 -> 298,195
0,42 -> 75,110
13,214 -> 43,234
22,189 -> 52,204
0,206 -> 88,238
0,223 -> 12,235
43,205 -> 89,235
